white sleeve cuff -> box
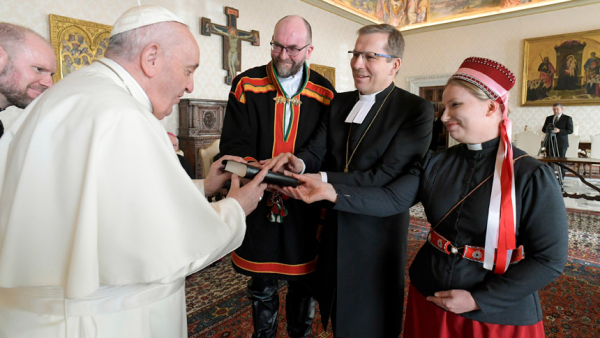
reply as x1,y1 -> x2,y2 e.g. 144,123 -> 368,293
299,159 -> 306,174
320,172 -> 328,183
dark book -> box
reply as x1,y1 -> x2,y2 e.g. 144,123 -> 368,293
223,160 -> 299,188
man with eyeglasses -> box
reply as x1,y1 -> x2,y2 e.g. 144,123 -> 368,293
266,24 -> 433,337
219,15 -> 335,338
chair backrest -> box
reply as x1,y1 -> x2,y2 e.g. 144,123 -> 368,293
591,134 -> 600,159
199,139 -> 221,179
514,130 -> 542,155
565,134 -> 580,158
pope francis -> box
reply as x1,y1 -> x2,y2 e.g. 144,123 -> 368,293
0,5 -> 267,338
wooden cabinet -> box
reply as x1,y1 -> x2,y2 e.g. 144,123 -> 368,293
178,99 -> 226,178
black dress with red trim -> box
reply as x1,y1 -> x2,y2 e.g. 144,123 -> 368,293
219,61 -> 335,280
332,138 -> 569,326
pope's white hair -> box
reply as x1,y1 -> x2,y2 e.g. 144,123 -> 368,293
105,21 -> 186,62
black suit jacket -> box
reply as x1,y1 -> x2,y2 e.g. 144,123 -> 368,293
541,114 -> 573,154
296,83 -> 433,337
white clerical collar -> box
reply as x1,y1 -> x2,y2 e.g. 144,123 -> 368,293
345,89 -> 384,124
278,65 -> 304,98
467,143 -> 483,151
98,58 -> 152,111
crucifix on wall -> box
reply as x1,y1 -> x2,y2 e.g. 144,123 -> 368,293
201,7 -> 259,85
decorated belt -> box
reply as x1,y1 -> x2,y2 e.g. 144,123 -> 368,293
428,230 -> 524,264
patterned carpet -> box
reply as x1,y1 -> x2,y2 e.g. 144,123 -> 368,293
186,204 -> 600,338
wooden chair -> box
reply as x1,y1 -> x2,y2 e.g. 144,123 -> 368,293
199,139 -> 220,179
588,134 -> 600,177
565,134 -> 581,174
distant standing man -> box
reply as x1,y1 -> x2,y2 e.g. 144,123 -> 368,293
542,103 -> 574,158
542,103 -> 573,179
0,23 -> 56,138
267,24 -> 433,337
219,15 -> 335,338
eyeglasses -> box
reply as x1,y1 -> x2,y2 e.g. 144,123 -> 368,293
349,51 -> 398,62
270,42 -> 311,57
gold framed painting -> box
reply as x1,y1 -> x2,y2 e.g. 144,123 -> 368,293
310,63 -> 335,88
49,14 -> 112,83
522,28 -> 600,106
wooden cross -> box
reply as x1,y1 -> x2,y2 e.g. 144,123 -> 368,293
201,7 -> 260,85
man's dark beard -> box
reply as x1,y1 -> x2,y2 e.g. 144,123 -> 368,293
0,63 -> 37,109
273,57 -> 303,78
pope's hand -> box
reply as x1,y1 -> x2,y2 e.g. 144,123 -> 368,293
227,167 -> 268,215
204,155 -> 246,196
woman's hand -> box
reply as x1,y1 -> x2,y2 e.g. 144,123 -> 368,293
426,289 -> 480,314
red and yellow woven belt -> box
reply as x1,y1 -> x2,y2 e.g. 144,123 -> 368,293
428,229 -> 524,264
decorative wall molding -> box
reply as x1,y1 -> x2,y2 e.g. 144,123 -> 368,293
406,73 -> 451,96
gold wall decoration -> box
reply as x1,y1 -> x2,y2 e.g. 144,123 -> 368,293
310,63 -> 336,88
49,14 -> 112,83
522,28 -> 600,106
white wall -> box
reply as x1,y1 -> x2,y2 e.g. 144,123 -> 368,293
0,0 -> 361,134
3,0 -> 600,143
398,2 -> 600,142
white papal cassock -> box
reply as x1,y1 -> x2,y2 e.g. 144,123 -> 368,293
0,58 -> 246,337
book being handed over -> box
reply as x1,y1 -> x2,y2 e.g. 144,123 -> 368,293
223,160 -> 299,188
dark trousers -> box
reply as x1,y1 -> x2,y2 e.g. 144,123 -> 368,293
247,276 -> 315,338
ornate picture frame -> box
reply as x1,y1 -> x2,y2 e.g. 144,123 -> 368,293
49,14 -> 112,83
310,63 -> 335,88
522,28 -> 600,106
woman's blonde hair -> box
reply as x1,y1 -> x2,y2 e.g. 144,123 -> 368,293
445,78 -> 490,101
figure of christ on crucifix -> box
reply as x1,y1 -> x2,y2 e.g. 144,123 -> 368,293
201,7 -> 259,84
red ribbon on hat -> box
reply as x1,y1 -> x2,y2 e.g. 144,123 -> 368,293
495,110 -> 516,273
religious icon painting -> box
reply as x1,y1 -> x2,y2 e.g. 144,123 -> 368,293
522,28 -> 600,106
49,14 -> 112,83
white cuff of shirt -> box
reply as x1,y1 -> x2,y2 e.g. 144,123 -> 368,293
320,171 -> 328,183
299,159 -> 306,175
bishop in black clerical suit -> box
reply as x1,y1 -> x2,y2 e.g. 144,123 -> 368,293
292,25 -> 433,338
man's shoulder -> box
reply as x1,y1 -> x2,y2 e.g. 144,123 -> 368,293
307,69 -> 334,88
335,90 -> 358,99
46,66 -> 146,119
232,65 -> 268,83
392,86 -> 426,102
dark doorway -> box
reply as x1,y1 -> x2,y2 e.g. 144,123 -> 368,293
420,86 -> 447,151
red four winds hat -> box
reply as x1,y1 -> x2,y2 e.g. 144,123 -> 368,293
451,57 -> 517,274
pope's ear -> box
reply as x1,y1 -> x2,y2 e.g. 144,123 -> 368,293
0,46 -> 8,73
139,43 -> 160,77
